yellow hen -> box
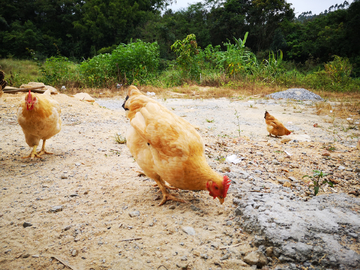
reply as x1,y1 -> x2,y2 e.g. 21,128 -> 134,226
122,86 -> 230,206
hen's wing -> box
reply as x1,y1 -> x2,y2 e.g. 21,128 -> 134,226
131,101 -> 202,159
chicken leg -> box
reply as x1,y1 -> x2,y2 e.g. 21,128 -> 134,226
22,145 -> 43,160
153,176 -> 185,206
36,139 -> 53,156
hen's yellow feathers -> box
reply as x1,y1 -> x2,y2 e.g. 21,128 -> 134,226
123,86 -> 230,205
264,111 -> 291,137
17,90 -> 61,159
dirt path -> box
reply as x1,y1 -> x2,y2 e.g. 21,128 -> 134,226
0,92 -> 359,270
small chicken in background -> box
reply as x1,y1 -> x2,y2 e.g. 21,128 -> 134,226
17,90 -> 62,160
123,85 -> 230,206
264,111 -> 291,137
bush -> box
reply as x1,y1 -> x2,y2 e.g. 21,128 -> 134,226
79,53 -> 113,87
39,56 -> 80,88
110,40 -> 160,85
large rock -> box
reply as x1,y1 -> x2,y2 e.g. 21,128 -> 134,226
233,191 -> 360,269
72,93 -> 95,102
20,82 -> 59,94
267,88 -> 323,101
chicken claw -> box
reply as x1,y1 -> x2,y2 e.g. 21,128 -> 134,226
22,145 -> 43,160
36,139 -> 53,156
158,193 -> 186,206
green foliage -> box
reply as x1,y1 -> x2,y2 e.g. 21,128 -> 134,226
256,50 -> 284,82
111,40 -> 160,85
324,55 -> 352,84
80,40 -> 160,86
213,33 -> 258,77
115,133 -> 126,144
40,56 -> 80,87
79,53 -> 113,87
303,170 -> 333,196
171,34 -> 201,80
0,58 -> 40,87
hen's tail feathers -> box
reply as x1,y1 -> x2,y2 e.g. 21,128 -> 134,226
0,70 -> 7,90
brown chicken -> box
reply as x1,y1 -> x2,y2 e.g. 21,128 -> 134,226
17,90 -> 62,160
123,86 -> 230,206
264,111 -> 291,137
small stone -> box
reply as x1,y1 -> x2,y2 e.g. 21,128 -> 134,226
181,226 -> 196,235
266,247 -> 273,257
200,253 -> 209,259
129,211 -> 140,217
32,255 -> 39,258
181,255 -> 187,261
169,205 -> 176,210
23,222 -> 33,228
283,182 -> 292,188
243,251 -> 268,267
338,165 -> 346,170
49,206 -> 63,213
190,205 -> 201,211
220,253 -> 230,260
22,253 -> 30,258
63,225 -> 72,231
322,151 -> 331,157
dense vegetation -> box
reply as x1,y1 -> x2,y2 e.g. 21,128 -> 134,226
0,0 -> 359,92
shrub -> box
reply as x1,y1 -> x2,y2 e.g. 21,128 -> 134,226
110,40 -> 160,85
171,34 -> 202,81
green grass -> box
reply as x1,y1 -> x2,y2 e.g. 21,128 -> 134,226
0,58 -> 41,87
1,57 -> 359,94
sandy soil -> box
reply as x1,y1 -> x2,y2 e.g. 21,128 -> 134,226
0,91 -> 359,270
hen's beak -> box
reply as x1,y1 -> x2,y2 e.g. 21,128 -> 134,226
218,197 -> 224,204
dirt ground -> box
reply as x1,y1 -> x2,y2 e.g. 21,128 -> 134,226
0,91 -> 359,270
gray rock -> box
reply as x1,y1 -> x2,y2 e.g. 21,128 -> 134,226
200,253 -> 209,259
49,206 -> 63,213
220,253 -> 231,260
233,192 -> 360,269
129,211 -> 140,217
267,88 -> 323,101
181,226 -> 196,235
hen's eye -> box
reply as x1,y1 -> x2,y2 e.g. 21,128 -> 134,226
215,186 -> 218,190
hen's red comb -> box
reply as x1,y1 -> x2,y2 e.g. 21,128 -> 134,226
26,90 -> 32,102
223,175 -> 230,197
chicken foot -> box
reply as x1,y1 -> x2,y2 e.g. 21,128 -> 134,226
22,145 -> 43,160
153,177 -> 185,206
36,139 -> 54,156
